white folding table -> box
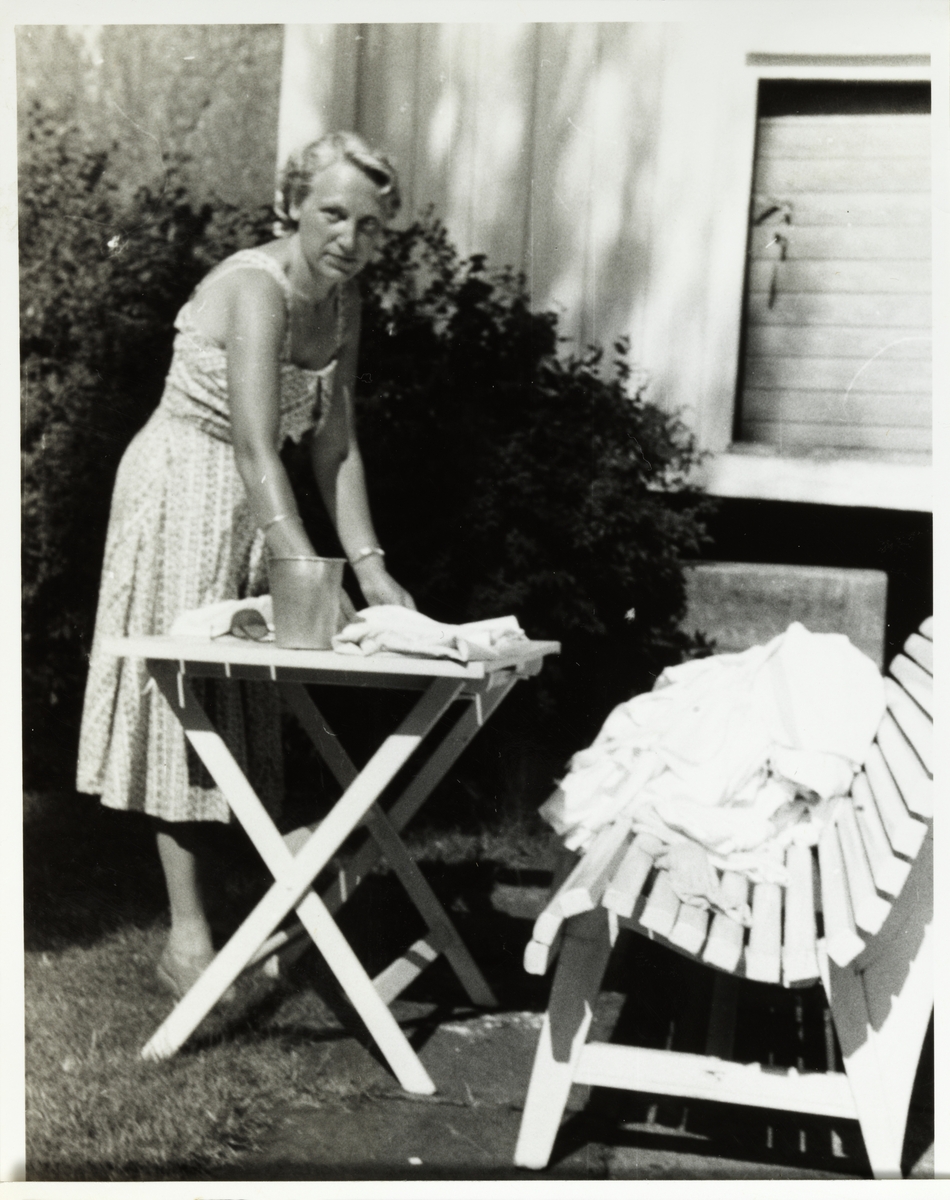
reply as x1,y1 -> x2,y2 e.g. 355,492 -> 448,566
106,633 -> 559,1093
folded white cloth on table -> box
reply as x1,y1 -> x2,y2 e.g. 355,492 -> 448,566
332,606 -> 528,663
168,599 -> 527,662
169,596 -> 275,640
541,623 -> 885,912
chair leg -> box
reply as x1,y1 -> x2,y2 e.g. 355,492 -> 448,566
514,906 -> 614,1170
826,826 -> 933,1180
826,917 -> 933,1179
825,962 -> 899,1177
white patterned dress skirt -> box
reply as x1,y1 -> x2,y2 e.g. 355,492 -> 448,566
76,247 -> 339,823
75,402 -> 283,822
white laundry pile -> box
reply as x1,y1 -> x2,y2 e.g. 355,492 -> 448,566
332,606 -> 528,663
540,623 -> 886,923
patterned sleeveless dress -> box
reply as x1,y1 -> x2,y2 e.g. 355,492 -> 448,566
76,248 -> 342,823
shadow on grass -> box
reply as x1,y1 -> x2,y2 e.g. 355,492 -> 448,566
22,783 -> 561,1064
23,790 -> 292,955
24,793 -> 169,952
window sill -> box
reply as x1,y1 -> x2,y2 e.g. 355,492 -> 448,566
701,449 -> 932,511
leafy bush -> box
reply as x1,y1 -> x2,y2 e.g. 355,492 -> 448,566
20,103 -> 272,785
21,104 -> 712,797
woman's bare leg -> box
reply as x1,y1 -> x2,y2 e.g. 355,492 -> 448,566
153,820 -> 240,1002
155,823 -> 214,964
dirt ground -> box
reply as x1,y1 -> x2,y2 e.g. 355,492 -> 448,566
215,866 -> 934,1181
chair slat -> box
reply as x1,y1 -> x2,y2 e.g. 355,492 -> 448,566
640,869 -> 681,938
903,632 -> 933,675
876,711 -> 933,818
669,900 -> 712,956
851,771 -> 912,898
890,654 -> 933,718
919,615 -> 933,640
783,842 -> 819,987
702,873 -> 748,973
524,933 -> 563,976
884,677 -> 932,776
817,818 -> 865,967
865,739 -> 930,849
745,881 -> 782,983
529,841 -> 581,947
556,819 -> 634,919
603,835 -> 657,918
836,800 -> 891,934
532,904 -> 564,947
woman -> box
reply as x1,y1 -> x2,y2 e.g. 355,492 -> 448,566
76,132 -> 414,997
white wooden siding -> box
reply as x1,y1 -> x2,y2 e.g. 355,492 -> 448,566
738,112 -> 931,457
279,23 -> 665,355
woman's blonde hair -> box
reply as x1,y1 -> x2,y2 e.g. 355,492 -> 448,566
274,132 -> 401,233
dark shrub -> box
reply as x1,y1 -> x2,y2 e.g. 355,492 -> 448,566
20,103 -> 272,786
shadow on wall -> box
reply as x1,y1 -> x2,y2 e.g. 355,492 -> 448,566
324,23 -> 665,359
292,20 -> 731,418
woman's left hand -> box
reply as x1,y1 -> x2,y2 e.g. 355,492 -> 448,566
353,558 -> 417,610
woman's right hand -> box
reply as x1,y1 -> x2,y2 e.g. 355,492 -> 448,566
353,556 -> 417,610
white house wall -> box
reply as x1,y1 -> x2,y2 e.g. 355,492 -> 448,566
278,16 -> 938,510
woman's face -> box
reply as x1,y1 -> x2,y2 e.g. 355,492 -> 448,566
292,160 -> 387,286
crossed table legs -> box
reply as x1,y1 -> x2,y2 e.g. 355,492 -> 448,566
139,658 -> 519,1093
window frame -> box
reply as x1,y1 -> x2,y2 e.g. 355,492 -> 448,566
702,54 -> 932,512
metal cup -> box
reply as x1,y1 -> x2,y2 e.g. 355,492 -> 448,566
268,556 -> 346,649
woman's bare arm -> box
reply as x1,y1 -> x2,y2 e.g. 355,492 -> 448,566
310,285 -> 415,608
224,270 -> 315,559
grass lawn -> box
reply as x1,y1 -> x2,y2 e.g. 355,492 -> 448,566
22,782 -> 559,1182
26,922 -> 329,1180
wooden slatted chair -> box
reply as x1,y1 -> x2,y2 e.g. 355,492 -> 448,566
515,618 -> 933,1179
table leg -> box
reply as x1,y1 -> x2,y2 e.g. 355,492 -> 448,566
282,680 -> 510,1006
236,678 -> 515,973
147,880 -> 437,1092
141,662 -> 461,1091
363,805 -> 497,1007
281,674 -> 516,838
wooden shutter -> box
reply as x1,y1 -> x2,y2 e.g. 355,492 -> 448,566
737,82 -> 931,457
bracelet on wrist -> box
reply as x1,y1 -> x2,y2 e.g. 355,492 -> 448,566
349,546 -> 385,568
261,512 -> 302,534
